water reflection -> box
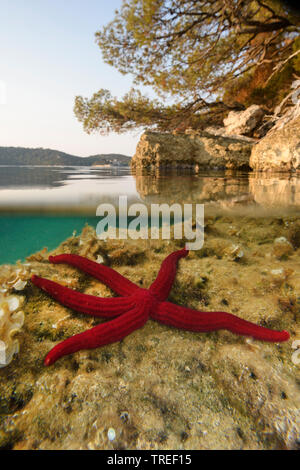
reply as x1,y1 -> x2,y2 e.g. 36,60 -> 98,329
0,165 -> 132,189
248,173 -> 300,208
0,165 -> 76,189
0,166 -> 299,215
132,170 -> 300,215
134,171 -> 251,203
0,166 -> 138,212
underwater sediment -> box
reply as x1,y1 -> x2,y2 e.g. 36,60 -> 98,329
0,219 -> 299,450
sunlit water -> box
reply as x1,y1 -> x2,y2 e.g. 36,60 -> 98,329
0,165 -> 299,264
0,165 -> 299,451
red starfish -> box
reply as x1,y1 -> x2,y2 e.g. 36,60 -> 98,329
31,248 -> 290,366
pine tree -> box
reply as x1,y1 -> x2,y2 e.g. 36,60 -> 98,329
74,0 -> 300,134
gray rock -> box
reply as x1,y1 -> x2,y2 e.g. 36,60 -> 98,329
250,115 -> 300,172
205,126 -> 255,142
223,105 -> 265,136
131,131 -> 254,170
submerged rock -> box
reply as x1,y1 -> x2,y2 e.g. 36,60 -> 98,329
273,237 -> 293,259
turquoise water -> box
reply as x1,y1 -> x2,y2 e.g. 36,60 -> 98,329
0,165 -> 139,264
0,215 -> 99,264
0,165 -> 299,265
0,214 -> 162,264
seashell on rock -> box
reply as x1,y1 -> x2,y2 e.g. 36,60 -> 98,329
0,293 -> 25,368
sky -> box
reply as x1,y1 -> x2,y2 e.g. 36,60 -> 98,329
0,0 -> 147,157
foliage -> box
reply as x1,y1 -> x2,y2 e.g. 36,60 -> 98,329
291,35 -> 300,72
223,32 -> 300,109
74,88 -> 226,134
0,147 -> 131,166
75,0 -> 300,133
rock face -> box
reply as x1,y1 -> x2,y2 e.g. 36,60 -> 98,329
204,126 -> 255,141
131,131 -> 254,170
223,105 -> 265,136
250,115 -> 300,172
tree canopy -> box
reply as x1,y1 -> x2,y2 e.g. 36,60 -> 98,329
74,0 -> 300,134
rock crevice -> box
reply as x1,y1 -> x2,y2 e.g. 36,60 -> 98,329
250,115 -> 300,172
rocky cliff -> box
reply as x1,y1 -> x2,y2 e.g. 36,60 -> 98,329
132,94 -> 300,172
250,115 -> 300,172
131,131 -> 254,171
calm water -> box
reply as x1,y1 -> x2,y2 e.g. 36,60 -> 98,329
0,165 -> 299,264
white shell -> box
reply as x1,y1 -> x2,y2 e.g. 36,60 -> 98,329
7,296 -> 20,312
13,279 -> 27,291
0,293 -> 24,367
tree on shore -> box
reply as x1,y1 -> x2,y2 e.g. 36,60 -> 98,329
74,0 -> 300,134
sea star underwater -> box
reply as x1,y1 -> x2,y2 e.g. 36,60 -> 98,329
31,248 -> 290,366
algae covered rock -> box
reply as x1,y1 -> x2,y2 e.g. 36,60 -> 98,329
273,237 -> 293,260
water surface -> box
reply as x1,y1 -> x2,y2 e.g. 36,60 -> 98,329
0,165 -> 299,264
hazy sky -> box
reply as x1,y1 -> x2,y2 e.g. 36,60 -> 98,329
0,0 -> 147,156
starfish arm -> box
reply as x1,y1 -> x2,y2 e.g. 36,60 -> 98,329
151,302 -> 290,343
149,248 -> 189,301
48,254 -> 139,296
31,275 -> 134,318
44,307 -> 149,366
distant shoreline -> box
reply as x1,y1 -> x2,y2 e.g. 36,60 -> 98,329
0,164 -> 130,168
0,145 -> 132,167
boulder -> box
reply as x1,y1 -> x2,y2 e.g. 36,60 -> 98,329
250,115 -> 300,172
223,105 -> 265,136
204,126 -> 255,142
131,131 -> 254,170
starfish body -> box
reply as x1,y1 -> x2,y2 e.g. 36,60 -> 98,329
31,248 -> 290,366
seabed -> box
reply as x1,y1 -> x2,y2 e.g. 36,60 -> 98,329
0,214 -> 299,450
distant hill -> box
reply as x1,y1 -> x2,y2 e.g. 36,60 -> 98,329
0,147 -> 131,166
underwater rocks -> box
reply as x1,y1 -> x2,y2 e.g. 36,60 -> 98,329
131,131 -> 253,170
0,293 -> 25,368
272,237 -> 293,260
0,221 -> 299,450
